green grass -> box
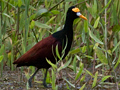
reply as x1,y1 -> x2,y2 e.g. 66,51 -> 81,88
0,0 -> 120,89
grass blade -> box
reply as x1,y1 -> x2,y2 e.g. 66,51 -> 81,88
92,71 -> 98,88
89,29 -> 103,44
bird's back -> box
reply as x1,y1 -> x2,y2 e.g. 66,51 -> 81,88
13,35 -> 62,69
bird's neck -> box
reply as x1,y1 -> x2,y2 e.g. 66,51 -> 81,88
63,16 -> 74,32
52,15 -> 74,39
52,15 -> 74,58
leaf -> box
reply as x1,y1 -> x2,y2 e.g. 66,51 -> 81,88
86,0 -> 97,17
94,17 -> 100,28
63,78 -> 75,88
29,20 -> 35,29
86,3 -> 92,15
84,54 -> 94,59
24,70 -> 30,80
69,48 -> 80,54
35,8 -> 48,17
114,55 -> 120,69
46,70 -> 51,84
51,10 -> 60,15
73,56 -> 77,73
0,45 -> 5,55
29,14 -> 36,20
85,69 -> 94,77
81,46 -> 86,53
18,0 -> 22,7
92,0 -> 97,16
35,21 -> 51,29
99,0 -> 111,14
112,41 -> 120,53
58,57 -> 72,72
89,29 -> 103,44
55,44 -> 61,60
76,55 -> 81,61
92,71 -> 98,88
84,20 -> 88,33
62,36 -> 68,54
95,63 -> 103,69
46,58 -> 57,70
75,63 -> 84,80
52,69 -> 56,89
0,55 -> 4,63
46,16 -> 56,24
107,50 -> 112,56
79,83 -> 86,90
101,75 -> 111,82
112,25 -> 120,33
95,47 -> 108,64
2,13 -> 15,23
80,74 -> 85,83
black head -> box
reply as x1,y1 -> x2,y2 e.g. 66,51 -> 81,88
66,6 -> 87,20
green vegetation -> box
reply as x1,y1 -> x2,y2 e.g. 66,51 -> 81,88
0,0 -> 120,89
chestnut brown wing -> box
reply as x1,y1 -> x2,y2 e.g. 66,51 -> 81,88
13,35 -> 62,68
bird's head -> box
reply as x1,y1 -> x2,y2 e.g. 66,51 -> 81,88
67,6 -> 87,20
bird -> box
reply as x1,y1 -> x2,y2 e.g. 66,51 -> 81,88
13,6 -> 87,88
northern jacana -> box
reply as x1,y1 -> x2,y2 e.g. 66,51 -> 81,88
13,6 -> 87,88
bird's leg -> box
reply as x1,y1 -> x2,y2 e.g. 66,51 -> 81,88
43,69 -> 51,88
28,68 -> 39,88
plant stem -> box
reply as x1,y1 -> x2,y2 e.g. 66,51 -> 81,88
105,0 -> 107,53
0,1 -> 2,46
16,7 -> 20,35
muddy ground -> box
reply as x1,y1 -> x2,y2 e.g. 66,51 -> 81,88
0,65 -> 119,90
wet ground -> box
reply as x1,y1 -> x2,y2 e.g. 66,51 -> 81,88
0,66 -> 119,90
0,66 -> 75,90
